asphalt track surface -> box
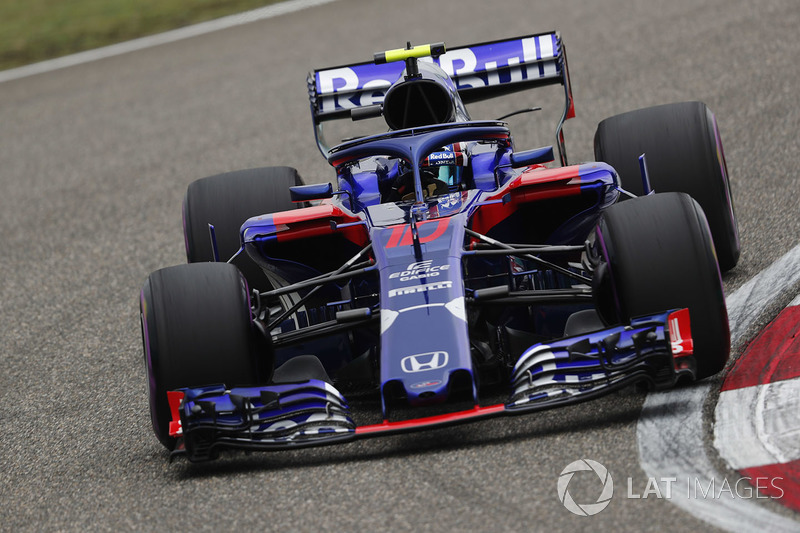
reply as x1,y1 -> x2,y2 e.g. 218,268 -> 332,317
1,0 -> 799,530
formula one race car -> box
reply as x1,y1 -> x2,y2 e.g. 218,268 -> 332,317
140,32 -> 739,461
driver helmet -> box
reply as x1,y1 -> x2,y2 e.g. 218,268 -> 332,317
421,142 -> 470,188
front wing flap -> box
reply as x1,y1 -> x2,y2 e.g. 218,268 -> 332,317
508,308 -> 694,412
170,380 -> 356,462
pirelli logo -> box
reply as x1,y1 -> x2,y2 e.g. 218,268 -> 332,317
388,281 -> 453,298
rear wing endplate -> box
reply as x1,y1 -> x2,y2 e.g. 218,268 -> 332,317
308,31 -> 575,163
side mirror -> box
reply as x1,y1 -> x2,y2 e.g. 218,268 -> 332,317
289,183 -> 333,202
509,146 -> 554,168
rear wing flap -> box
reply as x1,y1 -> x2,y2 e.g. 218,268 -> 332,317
308,31 -> 575,162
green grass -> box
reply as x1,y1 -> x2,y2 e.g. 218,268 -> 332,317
0,0 -> 283,70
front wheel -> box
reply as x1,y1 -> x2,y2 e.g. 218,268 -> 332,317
140,262 -> 272,449
594,102 -> 739,272
592,192 -> 729,379
183,166 -> 305,290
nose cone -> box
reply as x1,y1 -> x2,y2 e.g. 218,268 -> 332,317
384,367 -> 476,409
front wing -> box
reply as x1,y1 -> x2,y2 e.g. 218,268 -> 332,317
169,309 -> 694,462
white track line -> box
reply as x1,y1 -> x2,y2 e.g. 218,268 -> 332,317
0,0 -> 339,84
638,243 -> 800,532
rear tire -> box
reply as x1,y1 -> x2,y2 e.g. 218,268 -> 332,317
183,166 -> 304,290
594,101 -> 740,272
140,262 -> 271,449
594,192 -> 729,379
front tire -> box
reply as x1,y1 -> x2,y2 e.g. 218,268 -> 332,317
140,262 -> 271,449
594,192 -> 729,379
594,101 -> 740,272
182,166 -> 305,290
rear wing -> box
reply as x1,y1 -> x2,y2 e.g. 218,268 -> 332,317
307,31 -> 575,163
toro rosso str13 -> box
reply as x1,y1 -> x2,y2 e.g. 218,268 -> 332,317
140,32 -> 739,461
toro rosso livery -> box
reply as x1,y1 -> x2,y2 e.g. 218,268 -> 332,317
141,33 -> 739,461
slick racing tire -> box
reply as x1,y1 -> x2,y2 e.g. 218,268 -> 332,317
140,262 -> 272,449
594,101 -> 740,272
183,166 -> 305,290
593,192 -> 729,379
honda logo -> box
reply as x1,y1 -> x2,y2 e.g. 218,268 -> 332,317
401,351 -> 449,373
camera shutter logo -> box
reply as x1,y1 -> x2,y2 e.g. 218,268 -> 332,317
557,459 -> 614,516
